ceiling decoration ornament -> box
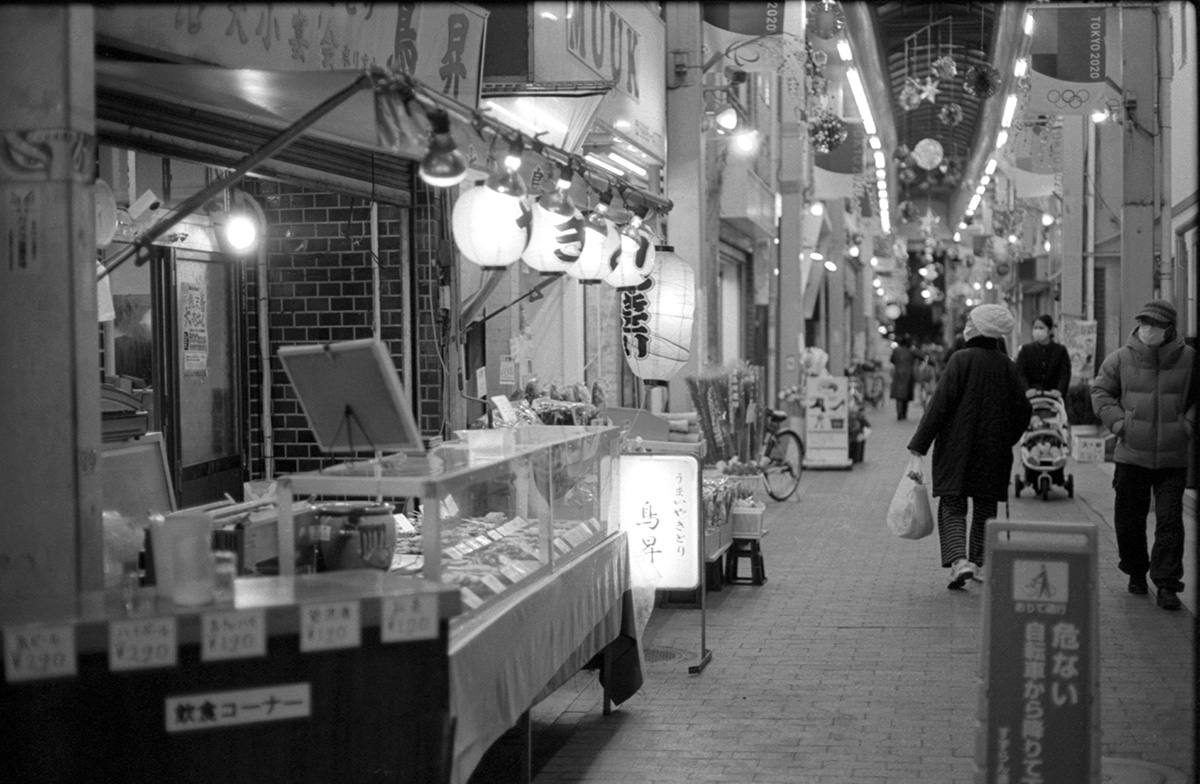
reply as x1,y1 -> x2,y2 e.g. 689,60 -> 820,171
893,143 -> 912,161
931,55 -> 957,81
897,200 -> 918,224
808,0 -> 847,41
919,76 -> 941,104
918,208 -> 941,236
898,77 -> 923,111
963,63 -> 1001,99
938,103 -> 964,127
911,138 -> 944,170
809,107 -> 848,154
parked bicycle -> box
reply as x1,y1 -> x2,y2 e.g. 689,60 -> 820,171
758,409 -> 805,501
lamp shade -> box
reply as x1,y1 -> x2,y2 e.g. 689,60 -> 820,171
603,215 -> 656,288
620,246 -> 695,384
567,205 -> 619,284
522,192 -> 584,275
451,180 -> 531,268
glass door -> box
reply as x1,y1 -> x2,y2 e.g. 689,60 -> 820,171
161,249 -> 244,507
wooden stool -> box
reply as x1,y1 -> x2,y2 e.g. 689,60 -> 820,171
725,533 -> 768,585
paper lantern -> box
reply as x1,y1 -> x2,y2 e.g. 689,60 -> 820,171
522,168 -> 584,275
567,196 -> 620,284
451,178 -> 531,268
604,213 -> 656,289
620,246 -> 695,385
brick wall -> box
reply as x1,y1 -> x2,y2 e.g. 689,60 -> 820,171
240,176 -> 446,478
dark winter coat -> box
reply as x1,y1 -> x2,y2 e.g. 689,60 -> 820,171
1015,340 -> 1072,396
907,336 -> 1032,500
1090,329 -> 1195,469
890,345 -> 917,401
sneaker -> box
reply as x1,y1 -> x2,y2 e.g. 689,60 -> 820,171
1128,575 -> 1149,595
948,559 -> 975,590
968,563 -> 984,584
1156,589 -> 1182,611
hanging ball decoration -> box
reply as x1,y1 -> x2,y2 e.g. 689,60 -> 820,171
911,138 -> 945,170
938,102 -> 964,127
931,55 -> 958,81
620,246 -> 695,385
963,63 -> 1001,99
451,181 -> 531,268
808,107 -> 848,154
897,200 -> 918,224
812,50 -> 828,67
897,165 -> 917,185
893,143 -> 912,162
807,1 -> 846,40
898,79 -> 922,111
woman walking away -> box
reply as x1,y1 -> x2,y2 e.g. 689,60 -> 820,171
890,336 -> 918,421
906,305 -> 1032,589
1015,314 -> 1072,396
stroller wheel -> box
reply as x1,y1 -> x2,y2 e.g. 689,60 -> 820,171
1040,476 -> 1050,501
1065,474 -> 1075,498
1013,476 -> 1023,497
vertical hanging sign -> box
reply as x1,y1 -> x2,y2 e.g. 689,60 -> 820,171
617,453 -> 699,590
977,521 -> 1100,784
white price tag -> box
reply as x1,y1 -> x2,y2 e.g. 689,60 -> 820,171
109,617 -> 178,671
441,495 -> 460,518
299,601 -> 361,652
480,574 -> 507,595
491,395 -> 517,424
460,587 -> 484,609
201,609 -> 267,662
380,595 -> 438,642
4,623 -> 76,682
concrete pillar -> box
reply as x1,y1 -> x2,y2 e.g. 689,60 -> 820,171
0,6 -> 101,605
777,120 -> 807,402
664,2 -> 706,412
1121,6 -> 1157,332
827,206 -> 847,375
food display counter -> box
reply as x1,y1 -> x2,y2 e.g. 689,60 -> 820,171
275,425 -> 642,782
1,571 -> 461,784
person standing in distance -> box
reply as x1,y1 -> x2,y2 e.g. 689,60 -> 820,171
907,305 -> 1032,589
1015,314 -> 1072,396
1091,299 -> 1195,611
889,336 -> 919,421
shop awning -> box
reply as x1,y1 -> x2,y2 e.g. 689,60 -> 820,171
97,61 -> 421,203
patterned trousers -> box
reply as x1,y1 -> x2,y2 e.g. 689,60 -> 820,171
937,494 -> 998,567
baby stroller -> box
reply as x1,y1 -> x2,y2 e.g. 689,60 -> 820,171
1013,390 -> 1074,501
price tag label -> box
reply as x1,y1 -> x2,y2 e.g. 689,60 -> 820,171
380,595 -> 438,642
480,574 -> 507,595
299,601 -> 360,652
201,609 -> 267,662
3,623 -> 76,682
441,495 -> 460,518
460,588 -> 484,610
491,395 -> 517,424
109,617 -> 178,671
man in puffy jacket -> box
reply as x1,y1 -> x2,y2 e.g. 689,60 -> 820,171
1091,299 -> 1196,611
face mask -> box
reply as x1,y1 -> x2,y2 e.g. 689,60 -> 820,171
1032,326 -> 1049,343
1138,325 -> 1166,347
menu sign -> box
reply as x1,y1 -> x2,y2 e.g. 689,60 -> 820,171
979,522 -> 1099,784
618,453 -> 699,590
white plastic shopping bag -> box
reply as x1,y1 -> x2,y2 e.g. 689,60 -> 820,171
887,455 -> 934,540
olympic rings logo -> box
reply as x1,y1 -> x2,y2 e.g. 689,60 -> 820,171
1046,89 -> 1090,109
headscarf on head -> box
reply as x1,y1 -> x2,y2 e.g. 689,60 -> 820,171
964,304 -> 1014,341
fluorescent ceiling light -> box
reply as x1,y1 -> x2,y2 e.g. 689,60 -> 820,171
824,259 -> 838,272
980,174 -> 991,186
1014,58 -> 1028,78
976,184 -> 987,195
810,252 -> 824,260
583,153 -> 625,176
845,68 -> 876,136
995,130 -> 1009,149
873,150 -> 886,170
968,193 -> 982,212
869,136 -> 881,150
541,11 -> 558,21
836,40 -> 853,62
985,158 -> 998,175
607,152 -> 648,177
1025,12 -> 1035,36
1001,95 -> 1018,128
809,202 -> 825,216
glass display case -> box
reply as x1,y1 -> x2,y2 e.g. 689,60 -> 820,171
277,425 -> 620,617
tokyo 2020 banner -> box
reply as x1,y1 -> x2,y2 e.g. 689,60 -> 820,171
1025,6 -> 1122,116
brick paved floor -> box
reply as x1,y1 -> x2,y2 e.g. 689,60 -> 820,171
470,404 -> 1195,784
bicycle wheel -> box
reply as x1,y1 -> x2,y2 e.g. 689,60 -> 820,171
763,430 -> 804,501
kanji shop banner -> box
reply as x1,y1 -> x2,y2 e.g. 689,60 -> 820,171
1025,6 -> 1121,116
96,3 -> 488,106
702,2 -> 805,74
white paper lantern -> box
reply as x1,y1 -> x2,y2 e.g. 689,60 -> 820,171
911,138 -> 944,170
451,180 -> 531,268
620,246 -> 695,384
604,214 -> 657,288
522,201 -> 584,275
567,202 -> 620,284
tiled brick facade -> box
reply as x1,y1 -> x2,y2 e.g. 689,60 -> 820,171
239,174 -> 446,478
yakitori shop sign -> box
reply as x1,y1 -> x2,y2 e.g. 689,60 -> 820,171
96,3 -> 488,105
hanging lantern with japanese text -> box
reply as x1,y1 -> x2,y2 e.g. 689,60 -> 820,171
604,207 -> 656,289
620,246 -> 695,385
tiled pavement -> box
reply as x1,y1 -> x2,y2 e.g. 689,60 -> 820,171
470,405 -> 1195,783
